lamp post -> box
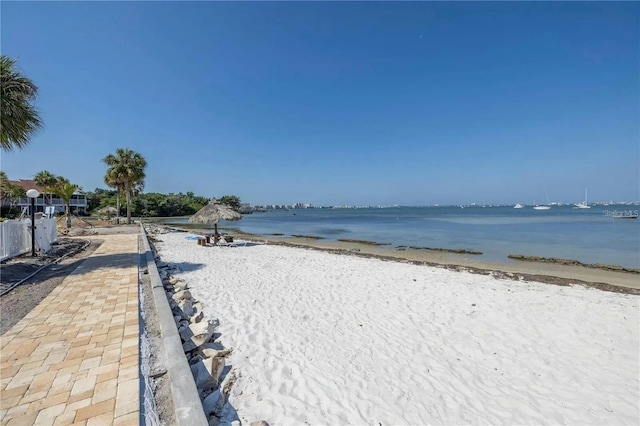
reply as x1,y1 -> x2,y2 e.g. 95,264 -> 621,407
26,189 -> 40,257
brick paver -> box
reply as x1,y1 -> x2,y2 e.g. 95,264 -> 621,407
1,234 -> 140,425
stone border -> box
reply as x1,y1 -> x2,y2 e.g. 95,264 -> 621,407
139,224 -> 208,425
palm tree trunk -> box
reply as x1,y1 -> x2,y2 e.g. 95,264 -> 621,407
125,182 -> 132,224
116,190 -> 121,224
66,203 -> 71,228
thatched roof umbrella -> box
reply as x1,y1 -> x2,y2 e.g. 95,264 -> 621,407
188,198 -> 242,237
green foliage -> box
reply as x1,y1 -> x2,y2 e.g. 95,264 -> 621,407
84,189 -> 210,218
219,195 -> 241,211
86,187 -> 117,212
0,171 -> 26,216
1,55 -> 43,151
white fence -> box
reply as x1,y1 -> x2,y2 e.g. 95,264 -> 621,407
0,218 -> 58,261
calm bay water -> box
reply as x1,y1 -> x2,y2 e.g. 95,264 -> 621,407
161,205 -> 640,268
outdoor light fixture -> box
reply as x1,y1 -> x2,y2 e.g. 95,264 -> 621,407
26,189 -> 40,257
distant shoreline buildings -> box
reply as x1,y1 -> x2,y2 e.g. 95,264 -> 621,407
240,201 -> 640,213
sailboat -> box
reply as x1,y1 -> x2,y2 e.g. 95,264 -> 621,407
574,188 -> 591,209
533,186 -> 551,210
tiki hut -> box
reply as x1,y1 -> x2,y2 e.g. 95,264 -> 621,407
188,198 -> 242,237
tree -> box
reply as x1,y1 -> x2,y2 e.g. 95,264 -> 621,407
104,169 -> 123,223
34,170 -> 58,204
102,148 -> 147,224
86,187 -> 116,212
0,55 -> 43,151
51,177 -> 79,228
0,171 -> 10,197
219,195 -> 241,211
0,171 -> 26,216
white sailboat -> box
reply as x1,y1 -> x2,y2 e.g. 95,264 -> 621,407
574,188 -> 591,209
533,186 -> 551,210
513,203 -> 524,209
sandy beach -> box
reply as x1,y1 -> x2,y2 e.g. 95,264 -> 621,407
154,230 -> 639,425
171,227 -> 639,291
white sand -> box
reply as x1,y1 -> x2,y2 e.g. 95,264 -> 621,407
156,232 -> 639,425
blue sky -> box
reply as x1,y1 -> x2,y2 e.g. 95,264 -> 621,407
1,2 -> 638,206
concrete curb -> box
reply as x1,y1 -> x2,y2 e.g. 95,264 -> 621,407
140,224 -> 208,426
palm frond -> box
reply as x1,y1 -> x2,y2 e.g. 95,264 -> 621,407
0,55 -> 43,151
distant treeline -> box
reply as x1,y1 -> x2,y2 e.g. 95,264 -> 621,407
87,189 -> 240,217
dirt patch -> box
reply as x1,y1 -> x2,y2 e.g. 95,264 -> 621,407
63,224 -> 141,237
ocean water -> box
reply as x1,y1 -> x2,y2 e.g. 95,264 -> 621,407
161,205 -> 640,268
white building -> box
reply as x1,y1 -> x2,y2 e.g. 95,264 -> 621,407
1,179 -> 88,215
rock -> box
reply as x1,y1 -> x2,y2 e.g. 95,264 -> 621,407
172,306 -> 186,320
173,281 -> 188,292
190,357 -> 226,391
191,311 -> 204,324
190,358 -> 215,390
251,421 -> 270,426
210,356 -> 226,382
179,299 -> 195,318
188,354 -> 204,365
173,290 -> 192,301
179,324 -> 193,342
219,404 -> 241,426
196,344 -> 232,360
203,389 -> 224,417
168,276 -> 182,285
221,369 -> 238,395
182,320 -> 216,351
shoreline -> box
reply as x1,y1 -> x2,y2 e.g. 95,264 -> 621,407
161,225 -> 640,294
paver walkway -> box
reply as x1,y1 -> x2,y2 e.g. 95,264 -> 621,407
0,234 -> 140,425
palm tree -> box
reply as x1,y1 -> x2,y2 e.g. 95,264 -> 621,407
51,177 -> 79,228
104,168 -> 123,224
0,170 -> 10,197
0,171 -> 26,215
34,170 -> 58,204
1,55 -> 43,151
102,148 -> 147,224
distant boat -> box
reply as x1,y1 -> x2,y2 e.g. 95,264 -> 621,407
513,203 -> 524,209
574,188 -> 591,209
533,186 -> 552,210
